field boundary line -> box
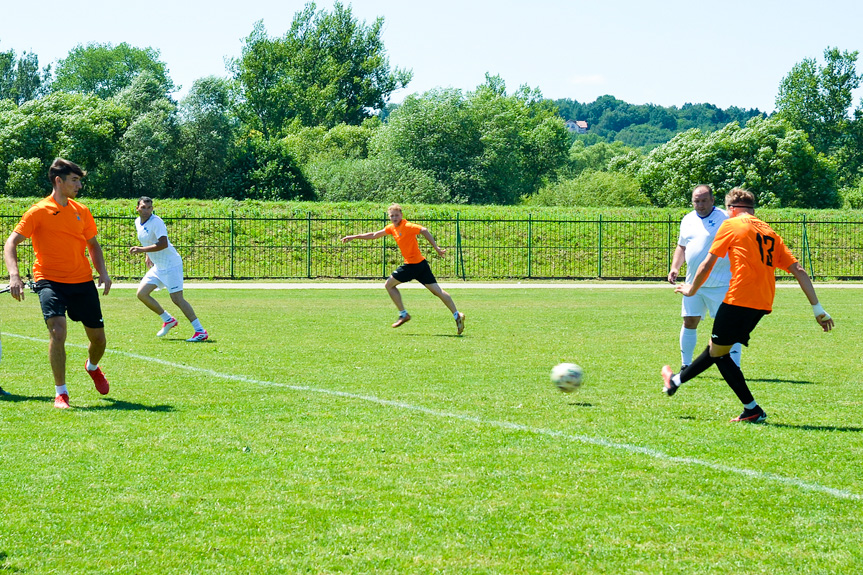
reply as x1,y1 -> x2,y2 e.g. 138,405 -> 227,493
106,282 -> 863,290
4,332 -> 860,502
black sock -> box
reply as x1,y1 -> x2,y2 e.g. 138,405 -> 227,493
714,354 -> 754,406
680,346 -> 715,383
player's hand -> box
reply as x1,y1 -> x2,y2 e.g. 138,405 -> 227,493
674,283 -> 694,297
98,274 -> 112,296
130,246 -> 143,254
437,248 -> 447,257
816,313 -> 834,332
8,276 -> 24,301
340,236 -> 351,243
667,270 -> 679,284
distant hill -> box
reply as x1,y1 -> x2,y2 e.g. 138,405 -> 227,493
554,95 -> 766,150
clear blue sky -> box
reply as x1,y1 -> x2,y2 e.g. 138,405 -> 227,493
2,0 -> 862,113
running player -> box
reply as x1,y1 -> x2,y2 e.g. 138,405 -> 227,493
662,188 -> 834,422
341,204 -> 465,335
3,158 -> 111,409
129,197 -> 208,342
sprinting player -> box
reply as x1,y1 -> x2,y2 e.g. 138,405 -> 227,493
3,158 -> 111,409
662,188 -> 834,423
667,184 -> 742,370
129,197 -> 208,342
341,203 -> 465,335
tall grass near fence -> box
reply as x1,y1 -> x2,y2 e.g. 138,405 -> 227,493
2,199 -> 863,280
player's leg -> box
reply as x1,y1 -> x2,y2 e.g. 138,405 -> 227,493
703,287 -> 743,367
169,291 -> 208,342
138,272 -> 178,337
136,280 -> 166,315
68,283 -> 111,395
418,261 -> 464,334
45,315 -> 68,388
680,315 -> 700,369
386,276 -> 411,327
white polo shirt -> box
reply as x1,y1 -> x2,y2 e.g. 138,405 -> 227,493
135,214 -> 183,270
678,207 -> 731,288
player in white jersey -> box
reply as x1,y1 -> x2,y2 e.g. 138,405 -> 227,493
130,197 -> 208,342
667,185 -> 741,369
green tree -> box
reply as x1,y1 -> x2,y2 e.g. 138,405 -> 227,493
373,76 -> 568,204
53,42 -> 174,99
637,117 -> 838,208
775,47 -> 862,184
232,3 -> 411,137
0,47 -> 51,104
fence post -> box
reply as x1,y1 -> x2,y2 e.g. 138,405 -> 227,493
230,210 -> 235,279
528,213 -> 533,279
307,212 -> 312,279
456,212 -> 465,280
381,212 -> 388,279
802,214 -> 815,278
598,214 -> 603,278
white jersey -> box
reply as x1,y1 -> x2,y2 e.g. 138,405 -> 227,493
135,214 -> 183,270
678,207 -> 731,288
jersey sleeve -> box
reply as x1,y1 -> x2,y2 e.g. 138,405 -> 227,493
773,236 -> 798,272
13,207 -> 38,238
384,224 -> 394,236
81,206 -> 98,240
405,222 -> 424,236
151,216 -> 169,239
708,220 -> 734,258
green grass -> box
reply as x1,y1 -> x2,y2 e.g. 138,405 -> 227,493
1,285 -> 862,573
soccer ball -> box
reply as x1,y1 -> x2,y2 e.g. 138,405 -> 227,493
551,363 -> 584,392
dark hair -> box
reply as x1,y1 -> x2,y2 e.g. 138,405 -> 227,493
138,196 -> 153,206
48,158 -> 86,185
693,184 -> 713,195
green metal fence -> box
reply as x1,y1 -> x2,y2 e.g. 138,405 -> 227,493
2,212 -> 862,280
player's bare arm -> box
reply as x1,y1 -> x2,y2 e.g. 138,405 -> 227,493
674,252 -> 717,297
87,236 -> 112,296
421,228 -> 446,256
667,244 -> 686,283
3,232 -> 27,301
341,229 -> 387,243
130,236 -> 169,254
787,262 -> 834,332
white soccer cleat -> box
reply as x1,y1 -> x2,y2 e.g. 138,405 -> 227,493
157,317 -> 179,337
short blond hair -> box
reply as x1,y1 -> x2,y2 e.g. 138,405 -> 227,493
725,187 -> 755,208
387,203 -> 403,216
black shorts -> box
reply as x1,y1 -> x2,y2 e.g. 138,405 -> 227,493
391,259 -> 437,285
35,280 -> 105,329
711,303 -> 768,347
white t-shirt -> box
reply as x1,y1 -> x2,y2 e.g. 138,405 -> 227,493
677,207 -> 731,287
135,214 -> 183,270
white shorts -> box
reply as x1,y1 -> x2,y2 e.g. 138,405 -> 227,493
681,286 -> 728,319
139,265 -> 184,294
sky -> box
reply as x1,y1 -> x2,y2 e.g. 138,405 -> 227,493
2,0 -> 862,114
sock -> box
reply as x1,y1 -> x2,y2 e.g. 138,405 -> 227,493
680,327 -> 698,366
399,310 -> 408,318
191,319 -> 204,332
744,400 -> 758,410
672,373 -> 682,386
55,384 -> 68,396
714,354 -> 755,405
86,359 -> 98,371
453,311 -> 460,319
680,346 -> 715,384
729,343 -> 743,367
160,311 -> 173,322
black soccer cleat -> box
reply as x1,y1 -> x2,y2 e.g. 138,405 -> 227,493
730,406 -> 767,423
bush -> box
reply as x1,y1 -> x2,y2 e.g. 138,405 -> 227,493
527,170 -> 650,207
839,180 -> 863,209
308,157 -> 451,204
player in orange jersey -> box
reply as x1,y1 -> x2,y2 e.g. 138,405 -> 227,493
661,188 -> 833,423
3,158 -> 112,409
341,204 -> 465,335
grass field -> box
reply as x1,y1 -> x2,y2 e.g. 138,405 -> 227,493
1,285 -> 861,574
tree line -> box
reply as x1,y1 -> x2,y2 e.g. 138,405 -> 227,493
1,2 -> 861,209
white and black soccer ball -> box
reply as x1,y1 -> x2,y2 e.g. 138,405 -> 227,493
550,362 -> 584,392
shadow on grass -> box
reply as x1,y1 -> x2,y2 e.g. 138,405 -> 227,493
395,333 -> 464,339
567,401 -> 593,407
766,422 -> 863,433
0,395 -> 174,412
748,378 -> 814,385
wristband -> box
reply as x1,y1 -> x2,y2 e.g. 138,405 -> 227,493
812,303 -> 830,319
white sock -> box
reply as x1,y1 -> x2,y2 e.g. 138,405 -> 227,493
191,319 -> 204,332
86,359 -> 98,371
160,311 -> 173,322
729,343 -> 743,367
55,385 -> 68,396
680,327 -> 698,366
672,373 -> 682,386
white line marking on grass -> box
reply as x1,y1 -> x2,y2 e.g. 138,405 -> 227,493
108,282 -> 863,290
5,332 -> 861,501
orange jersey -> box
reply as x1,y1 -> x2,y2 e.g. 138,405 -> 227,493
385,220 -> 426,264
709,213 -> 797,311
14,195 -> 99,283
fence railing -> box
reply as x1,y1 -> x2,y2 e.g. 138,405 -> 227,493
2,212 -> 862,280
